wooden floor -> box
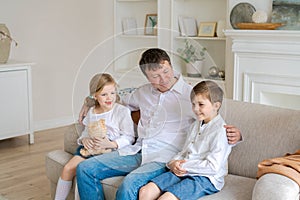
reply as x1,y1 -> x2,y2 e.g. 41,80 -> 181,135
0,125 -> 71,200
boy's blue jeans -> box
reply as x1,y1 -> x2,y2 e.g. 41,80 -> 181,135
76,151 -> 167,200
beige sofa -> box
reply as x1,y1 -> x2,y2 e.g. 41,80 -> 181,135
45,99 -> 300,200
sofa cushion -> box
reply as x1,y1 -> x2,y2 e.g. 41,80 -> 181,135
99,174 -> 256,200
252,173 -> 300,200
200,174 -> 256,200
102,176 -> 124,200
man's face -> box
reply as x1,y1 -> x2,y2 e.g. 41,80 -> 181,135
144,60 -> 175,92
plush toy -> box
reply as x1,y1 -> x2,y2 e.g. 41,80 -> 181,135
80,119 -> 112,157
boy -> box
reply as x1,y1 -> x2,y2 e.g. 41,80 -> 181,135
139,81 -> 232,200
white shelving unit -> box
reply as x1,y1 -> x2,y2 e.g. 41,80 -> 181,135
0,61 -> 34,144
113,0 -> 158,73
171,0 -> 227,78
113,0 -> 228,91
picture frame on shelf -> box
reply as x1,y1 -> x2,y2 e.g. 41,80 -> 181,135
178,16 -> 198,36
144,14 -> 157,35
198,22 -> 217,37
122,18 -> 137,35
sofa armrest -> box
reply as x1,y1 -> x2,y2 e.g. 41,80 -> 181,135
64,123 -> 84,154
45,150 -> 74,183
252,173 -> 300,200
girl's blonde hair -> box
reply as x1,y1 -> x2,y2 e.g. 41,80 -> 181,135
89,73 -> 119,106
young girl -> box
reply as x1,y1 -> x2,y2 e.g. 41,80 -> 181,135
55,73 -> 135,200
139,81 -> 232,200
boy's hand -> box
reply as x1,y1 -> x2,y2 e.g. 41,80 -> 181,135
168,160 -> 187,176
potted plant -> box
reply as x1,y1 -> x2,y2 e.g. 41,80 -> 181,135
177,39 -> 206,77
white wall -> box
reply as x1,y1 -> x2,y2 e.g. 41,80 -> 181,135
0,0 -> 114,130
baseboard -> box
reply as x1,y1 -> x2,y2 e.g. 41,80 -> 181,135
33,115 -> 76,131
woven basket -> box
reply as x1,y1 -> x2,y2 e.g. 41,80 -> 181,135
0,24 -> 11,63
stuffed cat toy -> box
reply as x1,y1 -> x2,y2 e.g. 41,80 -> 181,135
80,119 -> 112,157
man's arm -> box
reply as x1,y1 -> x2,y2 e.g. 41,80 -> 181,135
224,125 -> 242,145
78,97 -> 94,124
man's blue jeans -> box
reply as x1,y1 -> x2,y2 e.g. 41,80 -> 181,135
76,151 -> 167,200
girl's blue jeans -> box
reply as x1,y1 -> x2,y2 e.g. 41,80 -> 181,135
76,151 -> 167,200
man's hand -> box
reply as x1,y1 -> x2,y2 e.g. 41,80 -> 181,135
224,125 -> 242,145
93,136 -> 117,149
78,104 -> 89,125
168,160 -> 187,176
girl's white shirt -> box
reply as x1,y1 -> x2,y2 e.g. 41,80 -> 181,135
77,103 -> 135,149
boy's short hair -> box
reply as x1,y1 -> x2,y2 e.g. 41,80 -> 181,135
191,81 -> 224,104
139,48 -> 172,76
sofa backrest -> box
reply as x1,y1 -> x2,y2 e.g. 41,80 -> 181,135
219,99 -> 300,179
65,99 -> 300,179
64,123 -> 84,154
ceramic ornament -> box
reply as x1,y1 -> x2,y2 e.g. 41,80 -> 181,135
252,10 -> 268,23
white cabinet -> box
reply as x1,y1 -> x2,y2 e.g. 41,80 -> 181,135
0,61 -> 34,144
113,0 -> 227,91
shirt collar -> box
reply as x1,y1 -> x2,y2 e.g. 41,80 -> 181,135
150,71 -> 186,95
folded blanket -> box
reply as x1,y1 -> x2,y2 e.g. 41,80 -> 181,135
257,149 -> 300,187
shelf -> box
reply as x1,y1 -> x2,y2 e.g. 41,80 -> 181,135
184,76 -> 225,83
119,34 -> 157,39
117,0 -> 155,2
183,76 -> 225,89
176,36 -> 226,41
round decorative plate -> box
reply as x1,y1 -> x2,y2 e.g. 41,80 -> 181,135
230,3 -> 256,29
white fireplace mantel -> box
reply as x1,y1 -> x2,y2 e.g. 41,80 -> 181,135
225,30 -> 300,56
225,30 -> 300,110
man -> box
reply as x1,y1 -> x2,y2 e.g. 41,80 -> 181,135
76,48 -> 241,200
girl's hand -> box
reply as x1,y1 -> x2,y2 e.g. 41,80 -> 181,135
93,136 -> 118,149
168,160 -> 187,176
81,137 -> 94,149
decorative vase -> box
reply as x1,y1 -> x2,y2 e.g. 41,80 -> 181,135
186,60 -> 204,77
0,24 -> 11,63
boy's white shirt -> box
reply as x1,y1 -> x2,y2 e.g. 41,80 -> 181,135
172,114 -> 232,190
77,103 -> 135,149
